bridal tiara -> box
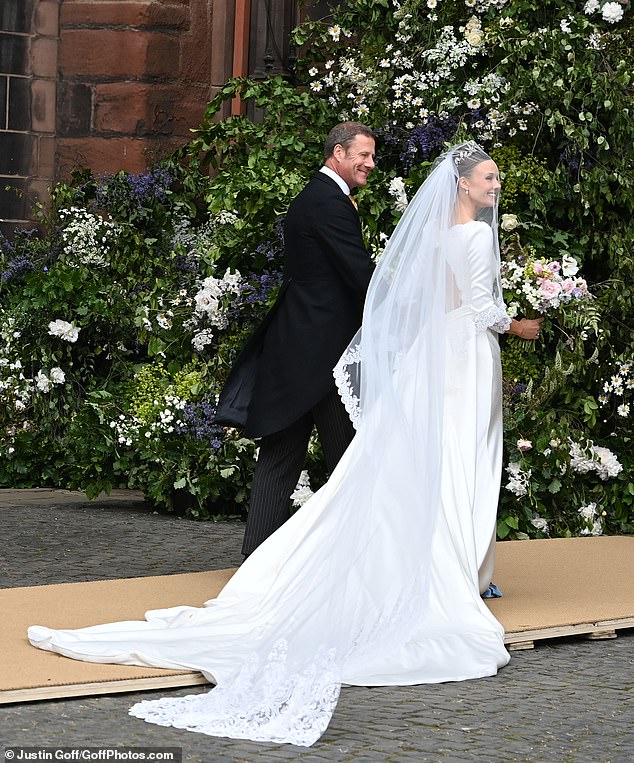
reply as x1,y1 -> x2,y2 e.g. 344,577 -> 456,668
452,141 -> 485,167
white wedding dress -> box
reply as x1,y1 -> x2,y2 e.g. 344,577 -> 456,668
29,219 -> 511,746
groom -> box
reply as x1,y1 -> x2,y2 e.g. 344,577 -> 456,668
215,122 -> 376,557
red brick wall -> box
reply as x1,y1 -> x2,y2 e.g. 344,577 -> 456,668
56,0 -> 234,178
1,0 -> 234,238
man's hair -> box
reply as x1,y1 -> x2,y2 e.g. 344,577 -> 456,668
324,122 -> 375,159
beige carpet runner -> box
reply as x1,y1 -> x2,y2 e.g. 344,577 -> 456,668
2,537 -> 633,703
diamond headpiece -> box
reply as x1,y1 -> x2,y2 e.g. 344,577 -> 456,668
453,141 -> 483,167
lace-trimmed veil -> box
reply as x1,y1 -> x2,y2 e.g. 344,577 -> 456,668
335,140 -> 502,430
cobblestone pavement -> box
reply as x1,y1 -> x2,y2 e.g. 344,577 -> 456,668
1,489 -> 632,763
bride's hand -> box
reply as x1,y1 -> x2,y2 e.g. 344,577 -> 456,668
508,317 -> 544,341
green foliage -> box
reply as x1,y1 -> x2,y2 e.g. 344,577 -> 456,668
0,0 -> 632,534
489,147 -> 549,211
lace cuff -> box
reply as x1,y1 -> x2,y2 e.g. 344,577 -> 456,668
473,302 -> 511,334
333,344 -> 362,430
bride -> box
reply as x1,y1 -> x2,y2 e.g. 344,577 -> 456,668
28,141 -> 542,747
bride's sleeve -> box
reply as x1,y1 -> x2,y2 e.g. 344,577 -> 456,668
467,223 -> 511,334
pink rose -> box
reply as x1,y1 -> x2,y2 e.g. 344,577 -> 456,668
539,279 -> 562,299
533,262 -> 544,275
561,278 -> 575,293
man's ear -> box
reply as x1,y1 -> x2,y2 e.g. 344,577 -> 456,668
332,143 -> 345,162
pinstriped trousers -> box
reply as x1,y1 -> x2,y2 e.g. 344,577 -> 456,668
242,385 -> 356,557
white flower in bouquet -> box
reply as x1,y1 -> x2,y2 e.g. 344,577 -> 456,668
506,301 -> 519,318
48,319 -> 81,343
517,438 -> 533,452
501,254 -> 591,315
584,0 -> 600,12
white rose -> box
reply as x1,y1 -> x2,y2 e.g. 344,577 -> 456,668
48,319 -> 80,343
49,367 -> 66,385
500,214 -> 519,231
465,31 -> 483,46
35,371 -> 51,393
531,514 -> 549,533
601,2 -> 624,23
517,439 -> 533,452
578,503 -> 598,521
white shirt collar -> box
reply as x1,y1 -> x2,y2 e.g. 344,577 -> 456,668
319,166 -> 350,196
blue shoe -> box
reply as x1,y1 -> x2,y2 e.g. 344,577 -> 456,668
482,582 -> 503,599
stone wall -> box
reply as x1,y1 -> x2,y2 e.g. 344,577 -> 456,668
56,0 -> 234,177
1,0 -> 234,239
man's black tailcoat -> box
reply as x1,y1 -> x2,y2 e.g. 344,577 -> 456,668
216,171 -> 374,437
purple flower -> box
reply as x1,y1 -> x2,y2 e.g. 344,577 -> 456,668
127,168 -> 174,203
1,255 -> 34,282
237,269 -> 283,306
399,117 -> 459,173
177,398 -> 225,449
95,167 -> 175,209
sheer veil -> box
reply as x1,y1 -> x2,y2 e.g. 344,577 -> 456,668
335,140 -> 501,439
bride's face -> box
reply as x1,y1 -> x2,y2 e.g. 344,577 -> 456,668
461,160 -> 501,209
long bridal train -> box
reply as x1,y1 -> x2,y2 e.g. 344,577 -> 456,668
28,259 -> 509,745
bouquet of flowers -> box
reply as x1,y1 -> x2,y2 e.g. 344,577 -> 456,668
501,250 -> 592,318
